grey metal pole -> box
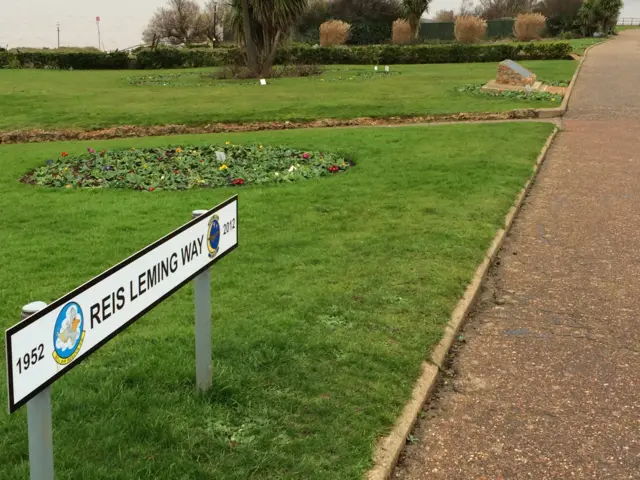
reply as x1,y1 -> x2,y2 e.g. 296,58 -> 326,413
22,301 -> 54,480
192,210 -> 212,391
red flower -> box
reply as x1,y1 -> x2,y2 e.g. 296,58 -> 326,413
61,152 -> 68,157
302,152 -> 310,159
200,159 -> 204,163
148,187 -> 155,192
328,165 -> 339,173
232,178 -> 245,186
174,170 -> 179,174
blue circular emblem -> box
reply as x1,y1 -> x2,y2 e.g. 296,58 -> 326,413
207,215 -> 221,257
53,302 -> 85,363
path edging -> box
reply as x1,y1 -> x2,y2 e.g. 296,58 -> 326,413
366,127 -> 559,480
535,40 -> 607,119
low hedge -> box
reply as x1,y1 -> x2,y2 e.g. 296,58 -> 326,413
0,51 -> 130,69
0,42 -> 572,70
277,42 -> 572,65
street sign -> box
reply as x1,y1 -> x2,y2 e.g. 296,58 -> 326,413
6,195 -> 238,413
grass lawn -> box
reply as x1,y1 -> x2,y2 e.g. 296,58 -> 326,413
616,25 -> 640,31
0,123 -> 555,479
563,37 -> 607,55
0,62 -> 575,132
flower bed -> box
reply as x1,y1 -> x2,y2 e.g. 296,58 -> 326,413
456,84 -> 563,102
22,144 -> 353,191
125,69 -> 400,88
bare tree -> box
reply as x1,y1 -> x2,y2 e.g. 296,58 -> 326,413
435,10 -> 456,22
535,0 -> 583,17
199,0 -> 228,46
142,0 -> 205,46
477,0 -> 535,19
458,0 -> 475,16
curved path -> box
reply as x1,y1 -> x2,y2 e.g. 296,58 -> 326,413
394,31 -> 640,480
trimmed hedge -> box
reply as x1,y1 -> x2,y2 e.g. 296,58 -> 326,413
0,51 -> 130,69
1,42 -> 572,70
277,42 -> 572,65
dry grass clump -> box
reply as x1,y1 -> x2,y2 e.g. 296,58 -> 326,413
514,13 -> 547,41
454,15 -> 487,44
320,20 -> 351,47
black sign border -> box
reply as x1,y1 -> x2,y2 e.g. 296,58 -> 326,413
6,195 -> 238,413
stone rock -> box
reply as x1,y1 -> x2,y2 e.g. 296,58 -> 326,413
496,59 -> 536,87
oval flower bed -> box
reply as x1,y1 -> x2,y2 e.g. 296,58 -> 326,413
22,144 -> 354,191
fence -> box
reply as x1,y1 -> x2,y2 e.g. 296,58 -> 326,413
420,19 -> 515,41
618,18 -> 640,26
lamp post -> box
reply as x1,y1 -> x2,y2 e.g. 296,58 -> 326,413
96,16 -> 101,50
56,22 -> 60,48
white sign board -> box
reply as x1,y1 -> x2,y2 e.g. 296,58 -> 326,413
6,196 -> 238,413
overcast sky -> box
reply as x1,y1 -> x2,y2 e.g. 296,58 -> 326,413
2,0 -> 640,49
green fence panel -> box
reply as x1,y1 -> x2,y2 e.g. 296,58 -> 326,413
419,19 -> 516,41
487,19 -> 515,38
419,22 -> 455,41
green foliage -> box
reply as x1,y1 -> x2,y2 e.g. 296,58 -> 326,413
27,143 -> 351,191
348,20 -> 393,45
0,51 -> 130,69
579,0 -> 623,36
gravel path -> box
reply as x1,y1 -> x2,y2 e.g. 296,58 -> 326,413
393,31 -> 640,480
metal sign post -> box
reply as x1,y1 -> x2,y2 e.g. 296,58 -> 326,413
22,302 -> 54,480
192,210 -> 212,391
7,196 -> 238,479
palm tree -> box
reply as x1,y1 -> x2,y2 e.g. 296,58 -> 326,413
402,0 -> 432,40
230,0 -> 308,76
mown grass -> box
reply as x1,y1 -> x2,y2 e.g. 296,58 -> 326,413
561,37 -> 607,55
0,123 -> 554,479
0,62 -> 576,132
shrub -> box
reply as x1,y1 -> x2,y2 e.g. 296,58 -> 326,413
514,13 -> 547,41
320,20 -> 352,46
454,16 -> 487,44
392,19 -> 413,44
348,21 -> 393,45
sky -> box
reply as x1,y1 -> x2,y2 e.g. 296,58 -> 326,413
1,0 -> 640,49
